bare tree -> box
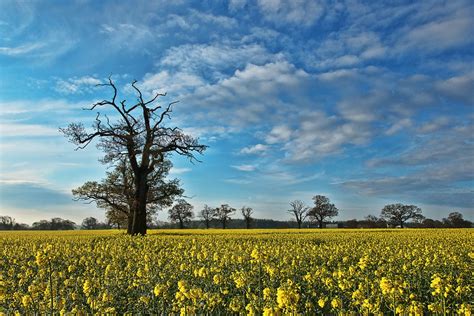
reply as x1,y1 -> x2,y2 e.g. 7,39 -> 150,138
308,195 -> 339,228
241,206 -> 253,229
73,159 -> 182,233
287,200 -> 309,229
168,199 -> 194,229
199,205 -> 215,229
380,203 -> 424,228
61,78 -> 206,235
215,204 -> 235,229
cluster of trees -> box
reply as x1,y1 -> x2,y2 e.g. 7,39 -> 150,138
344,211 -> 472,229
0,216 -> 76,230
287,195 -> 339,229
168,200 -> 254,229
286,199 -> 472,229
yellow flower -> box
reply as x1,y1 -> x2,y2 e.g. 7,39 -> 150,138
458,303 -> 472,316
233,272 -> 246,289
276,281 -> 300,311
178,280 -> 187,293
318,297 -> 327,308
21,295 -> 31,307
153,284 -> 166,297
331,297 -> 342,309
263,306 -> 281,316
83,280 -> 92,296
380,277 -> 392,295
263,287 -> 272,300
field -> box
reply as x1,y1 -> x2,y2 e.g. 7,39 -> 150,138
0,229 -> 472,315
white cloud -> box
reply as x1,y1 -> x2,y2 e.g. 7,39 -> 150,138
310,31 -> 386,69
165,10 -> 238,30
385,118 -> 412,136
240,144 -> 269,155
140,70 -> 205,95
169,167 -> 192,175
257,0 -> 325,26
99,23 -> 153,50
189,10 -> 238,29
282,111 -> 372,161
55,76 -> 102,94
232,164 -> 256,172
435,72 -> 474,105
0,123 -> 58,137
188,61 -> 310,128
224,178 -> 252,185
398,12 -> 473,53
228,0 -> 247,12
0,42 -> 45,56
159,42 -> 276,81
265,125 -> 292,144
418,117 -> 451,133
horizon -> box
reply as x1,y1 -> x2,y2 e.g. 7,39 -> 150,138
1,0 -> 473,224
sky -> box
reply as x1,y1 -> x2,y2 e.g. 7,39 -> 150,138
0,0 -> 473,225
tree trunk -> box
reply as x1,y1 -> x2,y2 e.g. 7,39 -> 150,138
222,220 -> 226,229
400,221 -> 404,228
205,220 -> 209,229
318,220 -> 323,228
127,214 -> 133,234
179,219 -> 184,229
130,173 -> 148,235
297,221 -> 301,229
246,220 -> 250,229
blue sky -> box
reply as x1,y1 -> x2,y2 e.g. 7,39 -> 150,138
0,0 -> 473,224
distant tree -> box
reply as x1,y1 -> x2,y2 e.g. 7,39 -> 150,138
421,218 -> 444,228
199,205 -> 215,229
361,214 -> 387,228
442,212 -> 472,228
215,204 -> 235,229
380,203 -> 424,228
61,78 -> 206,235
287,200 -> 309,229
106,209 -> 128,229
168,199 -> 194,229
308,195 -> 339,228
345,219 -> 359,228
81,217 -> 99,230
241,206 -> 254,229
0,216 -> 14,230
13,223 -> 30,230
51,218 -> 76,230
32,218 -> 76,230
32,220 -> 50,230
73,159 -> 183,233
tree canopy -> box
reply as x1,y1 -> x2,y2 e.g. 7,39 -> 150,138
380,203 -> 424,228
168,199 -> 194,229
72,159 -> 183,233
308,195 -> 339,228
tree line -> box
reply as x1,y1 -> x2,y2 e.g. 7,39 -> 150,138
1,204 -> 470,230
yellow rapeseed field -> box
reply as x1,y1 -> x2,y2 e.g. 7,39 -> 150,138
0,229 -> 472,315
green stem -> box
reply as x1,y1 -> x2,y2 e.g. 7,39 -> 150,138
48,259 -> 53,315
